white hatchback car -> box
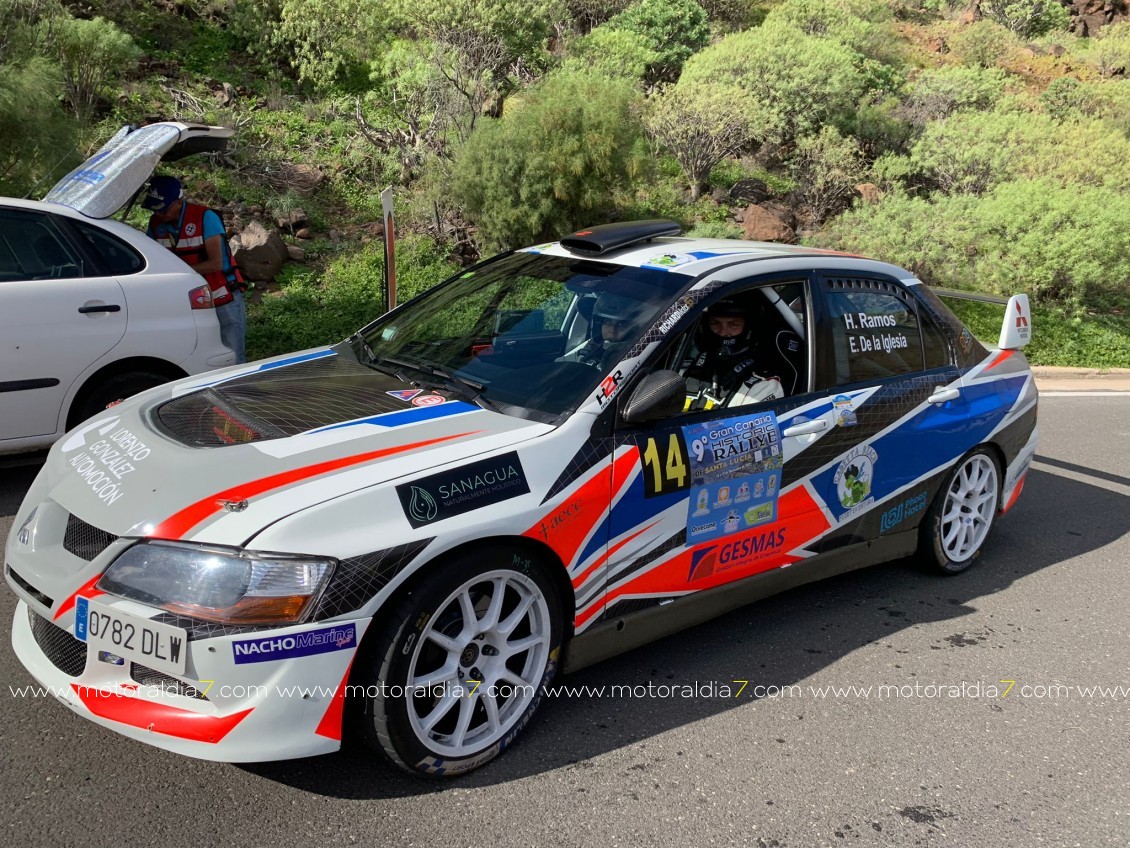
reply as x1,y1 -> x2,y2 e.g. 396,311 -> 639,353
0,122 -> 237,455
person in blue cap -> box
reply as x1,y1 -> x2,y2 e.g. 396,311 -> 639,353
143,175 -> 248,362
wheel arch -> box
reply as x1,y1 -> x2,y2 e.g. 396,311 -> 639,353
66,356 -> 187,430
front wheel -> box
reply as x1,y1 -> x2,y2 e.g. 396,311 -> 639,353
919,448 -> 1000,575
359,547 -> 563,777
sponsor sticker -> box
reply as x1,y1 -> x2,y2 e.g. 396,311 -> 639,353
834,444 -> 878,520
397,451 -> 531,528
879,490 -> 928,533
387,389 -> 423,402
412,394 -> 446,407
687,527 -> 788,581
833,394 -> 857,427
232,623 -> 357,664
680,412 -> 783,543
645,253 -> 694,268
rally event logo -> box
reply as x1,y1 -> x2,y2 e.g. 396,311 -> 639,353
834,444 -> 878,513
396,451 -> 530,528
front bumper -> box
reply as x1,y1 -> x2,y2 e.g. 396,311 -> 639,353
11,598 -> 368,762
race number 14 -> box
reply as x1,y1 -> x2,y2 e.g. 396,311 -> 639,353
640,433 -> 691,497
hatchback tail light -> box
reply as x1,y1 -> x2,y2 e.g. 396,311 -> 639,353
189,284 -> 214,309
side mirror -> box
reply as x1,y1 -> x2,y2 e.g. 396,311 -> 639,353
621,370 -> 686,424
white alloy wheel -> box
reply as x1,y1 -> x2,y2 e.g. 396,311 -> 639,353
406,570 -> 552,756
940,453 -> 998,562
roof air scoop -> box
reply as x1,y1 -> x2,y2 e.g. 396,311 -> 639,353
560,219 -> 683,257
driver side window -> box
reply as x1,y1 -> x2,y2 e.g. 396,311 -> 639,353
666,281 -> 809,412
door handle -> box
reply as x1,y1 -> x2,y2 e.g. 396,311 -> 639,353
927,386 -> 960,404
78,304 -> 121,314
783,419 -> 827,438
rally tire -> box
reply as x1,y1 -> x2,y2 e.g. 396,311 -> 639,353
358,546 -> 563,778
71,371 -> 169,427
919,448 -> 1001,575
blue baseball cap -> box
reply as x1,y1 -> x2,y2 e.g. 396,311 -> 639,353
142,175 -> 182,211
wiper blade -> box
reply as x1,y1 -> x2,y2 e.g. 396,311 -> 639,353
374,355 -> 498,412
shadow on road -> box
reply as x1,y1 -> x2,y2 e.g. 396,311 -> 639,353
241,464 -> 1130,797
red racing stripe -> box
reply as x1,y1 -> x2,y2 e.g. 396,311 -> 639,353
571,522 -> 659,590
54,575 -> 104,621
983,350 -> 1014,372
523,448 -> 639,568
1002,474 -> 1026,513
150,431 -> 480,540
72,684 -> 252,743
314,661 -> 354,741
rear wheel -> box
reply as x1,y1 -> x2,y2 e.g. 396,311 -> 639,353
359,547 -> 563,777
920,448 -> 1000,574
70,370 -> 169,427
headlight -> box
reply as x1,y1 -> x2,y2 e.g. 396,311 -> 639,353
97,541 -> 335,625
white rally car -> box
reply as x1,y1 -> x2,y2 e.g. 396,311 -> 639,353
5,220 -> 1038,777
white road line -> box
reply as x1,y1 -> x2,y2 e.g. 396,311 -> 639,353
1038,392 -> 1130,397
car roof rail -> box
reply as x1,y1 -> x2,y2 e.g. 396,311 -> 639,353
560,219 -> 683,257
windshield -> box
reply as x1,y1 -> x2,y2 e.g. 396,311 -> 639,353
358,253 -> 685,419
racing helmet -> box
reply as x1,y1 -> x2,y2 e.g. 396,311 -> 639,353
590,292 -> 648,349
697,298 -> 752,356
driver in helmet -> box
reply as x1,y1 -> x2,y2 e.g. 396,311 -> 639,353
684,299 -> 781,408
564,291 -> 647,370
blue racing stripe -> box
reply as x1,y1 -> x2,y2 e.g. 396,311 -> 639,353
305,401 -> 481,434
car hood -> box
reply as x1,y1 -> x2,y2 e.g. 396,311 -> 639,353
40,349 -> 551,545
43,122 -> 233,219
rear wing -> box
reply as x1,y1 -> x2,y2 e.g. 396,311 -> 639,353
931,288 -> 1032,350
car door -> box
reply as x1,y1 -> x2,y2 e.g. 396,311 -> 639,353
592,276 -> 845,620
0,206 -> 126,441
804,273 -> 964,545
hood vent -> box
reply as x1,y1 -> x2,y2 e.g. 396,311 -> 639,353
155,355 -> 418,447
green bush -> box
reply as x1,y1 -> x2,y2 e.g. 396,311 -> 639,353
817,178 -> 1130,312
0,55 -> 77,196
764,0 -> 894,59
949,20 -> 1017,68
562,25 -> 659,81
246,235 -> 459,359
1091,20 -> 1130,78
901,109 -> 1130,195
679,22 -> 866,148
604,0 -> 710,83
902,65 -> 1009,125
450,70 -> 649,249
788,126 -> 866,230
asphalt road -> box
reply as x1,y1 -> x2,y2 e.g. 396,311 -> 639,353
2,396 -> 1128,847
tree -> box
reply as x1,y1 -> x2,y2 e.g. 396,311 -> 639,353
764,0 -> 894,59
643,82 -> 754,199
901,65 -> 1008,126
48,15 -> 139,121
604,0 -> 710,84
392,0 -> 560,139
270,0 -> 390,90
679,23 -> 866,148
978,0 -> 1070,39
450,71 -> 649,249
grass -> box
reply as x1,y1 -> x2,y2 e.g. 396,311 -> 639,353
946,298 -> 1130,368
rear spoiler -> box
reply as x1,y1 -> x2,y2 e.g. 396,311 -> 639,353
931,287 -> 1031,350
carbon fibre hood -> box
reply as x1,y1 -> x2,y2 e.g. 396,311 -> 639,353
30,350 -> 550,545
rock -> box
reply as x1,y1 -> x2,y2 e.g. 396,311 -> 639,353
854,183 -> 884,205
294,228 -> 312,240
212,82 -> 235,107
760,200 -> 797,230
276,209 -> 308,231
740,204 -> 795,243
928,37 -> 947,53
710,187 -> 730,205
227,214 -> 245,235
232,221 -> 289,282
730,178 -> 773,205
365,221 -> 385,239
329,229 -> 342,244
286,245 -> 306,262
1049,44 -> 1066,57
267,163 -> 325,195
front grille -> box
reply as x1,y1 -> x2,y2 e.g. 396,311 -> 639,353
28,608 -> 87,677
130,664 -> 209,700
63,513 -> 118,562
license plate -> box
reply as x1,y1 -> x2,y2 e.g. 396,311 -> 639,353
75,597 -> 187,676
